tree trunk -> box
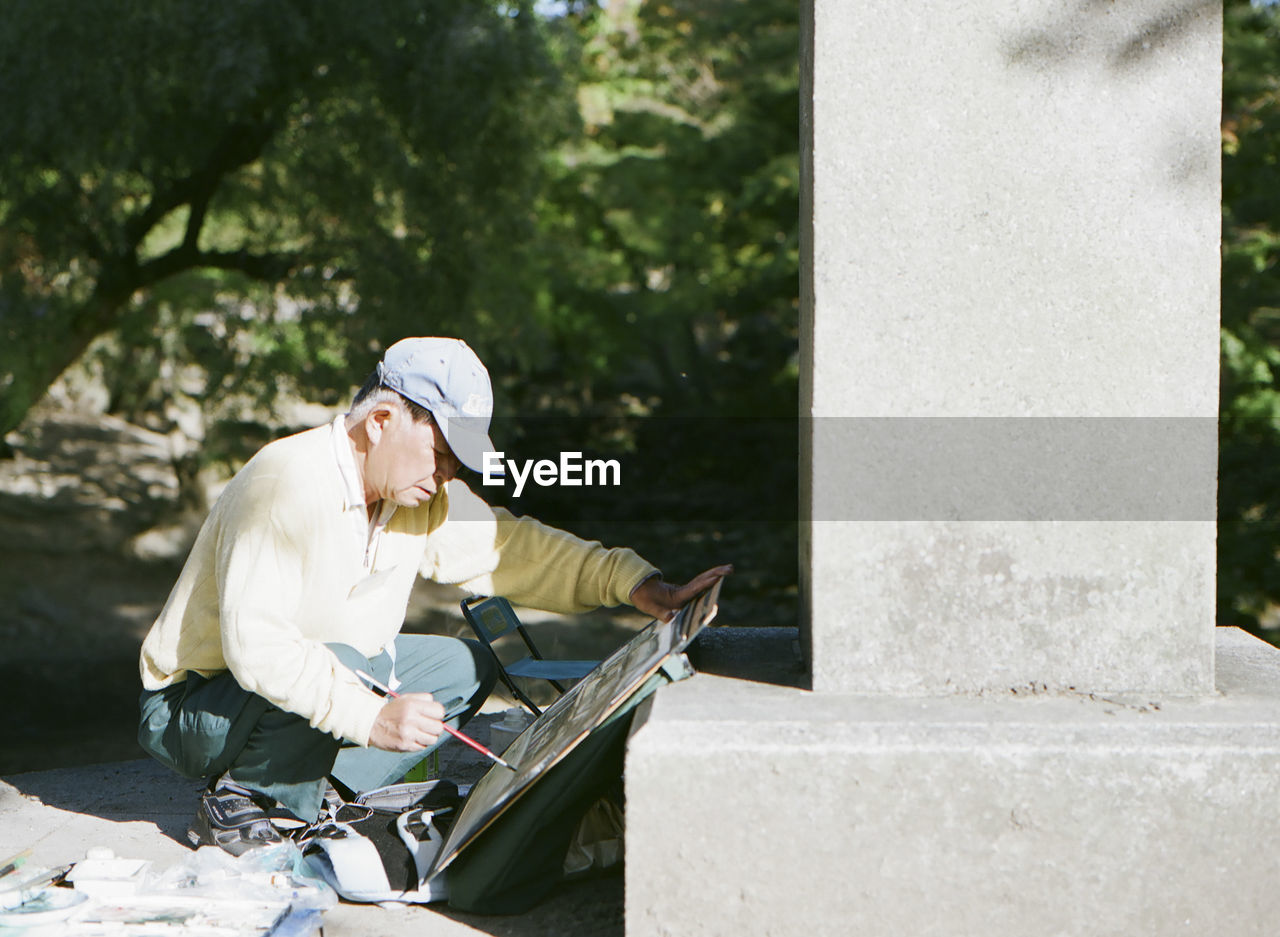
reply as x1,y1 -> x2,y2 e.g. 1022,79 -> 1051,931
0,289 -> 132,442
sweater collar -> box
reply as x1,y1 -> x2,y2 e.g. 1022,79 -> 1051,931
330,414 -> 367,513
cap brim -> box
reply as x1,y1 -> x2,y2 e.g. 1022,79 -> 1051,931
440,418 -> 495,473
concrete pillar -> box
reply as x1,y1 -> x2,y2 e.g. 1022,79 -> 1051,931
800,0 -> 1221,696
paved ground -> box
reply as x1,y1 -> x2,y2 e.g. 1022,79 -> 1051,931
0,717 -> 623,936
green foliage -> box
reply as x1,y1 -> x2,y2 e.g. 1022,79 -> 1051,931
506,0 -> 799,421
0,0 -> 562,436
1221,0 -> 1280,633
0,0 -> 799,424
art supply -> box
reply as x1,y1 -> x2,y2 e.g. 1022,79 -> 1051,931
66,856 -> 152,898
0,849 -> 31,882
488,707 -> 532,755
0,884 -> 86,926
16,865 -> 70,893
354,670 -> 516,771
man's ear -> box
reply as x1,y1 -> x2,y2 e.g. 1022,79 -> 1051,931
365,404 -> 394,444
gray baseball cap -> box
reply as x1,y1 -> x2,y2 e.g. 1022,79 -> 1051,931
375,337 -> 496,472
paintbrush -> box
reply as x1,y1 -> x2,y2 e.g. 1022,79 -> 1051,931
0,850 -> 31,882
354,670 -> 516,771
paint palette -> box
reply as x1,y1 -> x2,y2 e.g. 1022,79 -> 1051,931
0,885 -> 88,926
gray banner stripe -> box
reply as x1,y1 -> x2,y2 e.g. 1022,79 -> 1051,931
807,417 -> 1217,521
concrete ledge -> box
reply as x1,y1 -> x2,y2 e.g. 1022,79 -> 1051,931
625,628 -> 1280,936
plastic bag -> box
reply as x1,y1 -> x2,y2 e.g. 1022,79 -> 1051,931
563,797 -> 624,877
145,841 -> 336,914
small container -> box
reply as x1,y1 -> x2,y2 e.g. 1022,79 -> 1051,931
401,750 -> 439,782
487,708 -> 532,754
66,857 -> 152,898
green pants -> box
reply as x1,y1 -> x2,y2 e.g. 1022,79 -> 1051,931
137,634 -> 497,821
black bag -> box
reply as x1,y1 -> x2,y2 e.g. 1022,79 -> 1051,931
445,701 -> 635,913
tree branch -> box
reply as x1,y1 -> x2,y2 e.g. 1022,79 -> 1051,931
182,186 -> 213,254
137,246 -> 302,288
123,117 -> 279,250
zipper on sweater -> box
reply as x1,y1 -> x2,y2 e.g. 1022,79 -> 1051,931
364,500 -> 395,571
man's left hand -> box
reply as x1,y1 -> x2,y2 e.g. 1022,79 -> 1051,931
630,565 -> 732,622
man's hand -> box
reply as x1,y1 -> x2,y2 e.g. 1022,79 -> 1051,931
367,692 -> 445,752
629,564 -> 732,622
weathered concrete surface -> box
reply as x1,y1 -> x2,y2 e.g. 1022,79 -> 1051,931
0,712 -> 622,937
808,520 -> 1217,697
626,628 -> 1280,936
799,0 -> 1222,695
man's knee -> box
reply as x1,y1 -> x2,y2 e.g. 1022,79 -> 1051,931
419,634 -> 499,700
326,642 -> 369,673
388,634 -> 498,708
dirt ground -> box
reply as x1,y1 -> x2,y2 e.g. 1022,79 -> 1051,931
0,403 -> 653,776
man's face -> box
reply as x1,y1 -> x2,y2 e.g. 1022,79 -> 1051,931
363,404 -> 461,507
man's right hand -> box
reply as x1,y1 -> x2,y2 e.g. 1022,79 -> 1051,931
367,692 -> 445,752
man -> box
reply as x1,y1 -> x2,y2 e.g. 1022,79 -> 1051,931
137,336 -> 729,854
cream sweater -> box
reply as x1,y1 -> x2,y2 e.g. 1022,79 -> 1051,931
139,419 -> 658,747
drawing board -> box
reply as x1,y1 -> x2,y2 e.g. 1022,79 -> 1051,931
430,578 -> 722,876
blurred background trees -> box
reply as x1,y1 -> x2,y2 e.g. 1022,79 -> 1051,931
0,0 -> 564,437
1221,0 -> 1280,636
0,0 -> 799,621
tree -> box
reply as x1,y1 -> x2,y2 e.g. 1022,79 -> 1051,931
0,0 -> 562,441
513,0 -> 798,419
1221,0 -> 1280,633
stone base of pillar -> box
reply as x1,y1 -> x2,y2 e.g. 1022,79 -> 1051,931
625,628 -> 1280,936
